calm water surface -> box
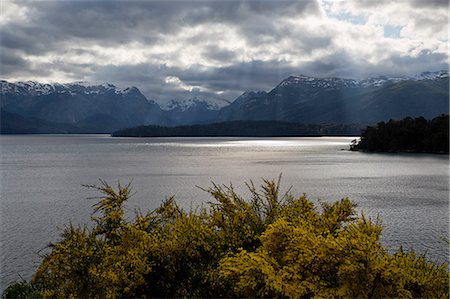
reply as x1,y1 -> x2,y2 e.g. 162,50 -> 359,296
1,135 -> 448,290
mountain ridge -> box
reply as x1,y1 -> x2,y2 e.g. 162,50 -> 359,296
3,69 -> 447,102
217,70 -> 449,124
1,70 -> 448,133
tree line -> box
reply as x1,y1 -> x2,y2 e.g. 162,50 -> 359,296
351,115 -> 449,154
112,121 -> 363,137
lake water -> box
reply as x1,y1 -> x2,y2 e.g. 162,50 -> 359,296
1,135 -> 448,291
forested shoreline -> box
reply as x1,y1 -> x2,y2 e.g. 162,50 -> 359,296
350,115 -> 449,154
112,121 -> 363,137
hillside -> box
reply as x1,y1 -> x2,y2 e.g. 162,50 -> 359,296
1,71 -> 448,133
0,109 -> 80,134
0,81 -> 169,132
112,121 -> 363,137
219,72 -> 449,123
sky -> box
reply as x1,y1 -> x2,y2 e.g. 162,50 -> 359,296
1,0 -> 448,104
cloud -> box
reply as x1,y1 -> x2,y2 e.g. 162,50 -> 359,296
0,48 -> 29,75
203,46 -> 238,64
89,59 -> 302,103
326,0 -> 448,40
1,0 -> 447,104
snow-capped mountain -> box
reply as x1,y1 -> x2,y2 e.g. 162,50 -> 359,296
1,80 -> 166,132
1,70 -> 448,133
156,96 -> 232,125
276,75 -> 361,89
218,70 -> 449,123
275,70 -> 449,90
161,97 -> 231,112
159,97 -> 230,125
0,80 -> 147,98
412,70 -> 449,80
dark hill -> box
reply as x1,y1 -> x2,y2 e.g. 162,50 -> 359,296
112,121 -> 363,137
219,76 -> 449,124
0,109 -> 80,134
350,115 -> 449,154
1,71 -> 448,133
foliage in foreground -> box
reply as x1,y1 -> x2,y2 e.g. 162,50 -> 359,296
4,178 -> 449,298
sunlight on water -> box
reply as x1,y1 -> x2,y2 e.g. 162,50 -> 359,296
136,137 -> 354,148
0,135 -> 448,291
138,140 -> 301,148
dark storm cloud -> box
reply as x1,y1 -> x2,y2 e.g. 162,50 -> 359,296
242,0 -> 318,15
92,60 -> 303,102
179,0 -> 319,26
289,49 -> 380,79
1,0 -> 319,80
3,0 -> 318,52
179,60 -> 299,91
92,63 -> 199,101
1,1 -> 181,52
299,49 -> 448,79
224,1 -> 321,47
406,0 -> 448,8
0,47 -> 53,78
1,0 -> 448,104
50,61 -> 97,78
203,46 -> 237,63
382,50 -> 448,76
0,24 -> 56,55
47,42 -> 450,103
0,48 -> 28,74
35,1 -> 189,40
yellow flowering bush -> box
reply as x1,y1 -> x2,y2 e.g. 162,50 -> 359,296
3,177 -> 447,298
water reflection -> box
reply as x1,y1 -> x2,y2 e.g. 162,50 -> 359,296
0,135 -> 448,291
135,137 -> 354,148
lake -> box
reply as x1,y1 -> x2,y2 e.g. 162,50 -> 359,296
0,135 -> 448,291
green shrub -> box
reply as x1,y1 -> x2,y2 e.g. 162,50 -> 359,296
4,177 -> 447,298
2,281 -> 37,299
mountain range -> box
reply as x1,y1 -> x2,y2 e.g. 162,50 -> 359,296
1,71 -> 448,134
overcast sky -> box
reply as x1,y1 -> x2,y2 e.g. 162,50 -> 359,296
1,0 -> 448,103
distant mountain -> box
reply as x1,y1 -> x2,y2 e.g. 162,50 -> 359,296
1,70 -> 448,133
0,80 -> 169,132
161,97 -> 230,125
219,70 -> 449,124
412,70 -> 449,80
0,109 -> 80,134
161,96 -> 231,111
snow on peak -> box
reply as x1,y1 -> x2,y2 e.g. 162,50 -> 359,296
1,80 -> 142,96
67,81 -> 113,88
278,75 -> 360,89
412,70 -> 448,80
161,96 -> 231,111
0,80 -> 60,95
278,75 -> 312,86
276,70 -> 449,90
